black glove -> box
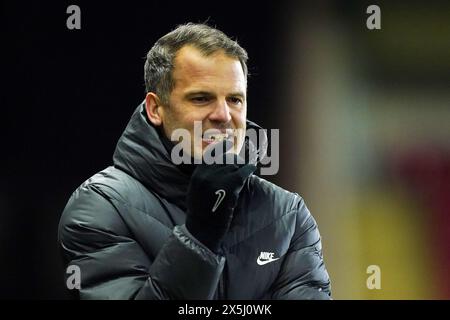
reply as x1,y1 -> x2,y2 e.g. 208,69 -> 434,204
185,140 -> 257,253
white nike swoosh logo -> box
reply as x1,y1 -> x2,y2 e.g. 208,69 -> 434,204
212,189 -> 226,212
256,257 -> 280,266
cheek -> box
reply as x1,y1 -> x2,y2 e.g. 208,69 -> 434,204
166,108 -> 192,129
233,109 -> 247,128
173,105 -> 204,125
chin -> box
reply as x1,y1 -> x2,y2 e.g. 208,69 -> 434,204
192,148 -> 204,160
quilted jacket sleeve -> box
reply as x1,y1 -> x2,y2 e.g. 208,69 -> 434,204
270,197 -> 332,300
58,183 -> 225,300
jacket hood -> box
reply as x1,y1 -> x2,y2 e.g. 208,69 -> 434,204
113,101 -> 266,210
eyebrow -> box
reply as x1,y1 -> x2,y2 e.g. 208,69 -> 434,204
185,91 -> 213,97
229,91 -> 246,99
184,90 -> 246,99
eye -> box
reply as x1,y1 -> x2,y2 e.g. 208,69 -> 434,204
228,97 -> 243,105
190,96 -> 211,104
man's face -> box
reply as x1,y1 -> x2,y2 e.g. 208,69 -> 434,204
160,45 -> 247,160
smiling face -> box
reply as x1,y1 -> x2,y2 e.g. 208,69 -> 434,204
158,45 -> 247,160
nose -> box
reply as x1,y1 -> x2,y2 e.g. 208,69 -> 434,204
208,99 -> 232,123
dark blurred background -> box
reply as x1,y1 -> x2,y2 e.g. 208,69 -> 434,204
1,1 -> 449,299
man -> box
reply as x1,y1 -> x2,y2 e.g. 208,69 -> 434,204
58,23 -> 331,299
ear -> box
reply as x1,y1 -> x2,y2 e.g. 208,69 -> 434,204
145,92 -> 164,126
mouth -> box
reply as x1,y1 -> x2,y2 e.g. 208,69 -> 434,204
202,130 -> 234,144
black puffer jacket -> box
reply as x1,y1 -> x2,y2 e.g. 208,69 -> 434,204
58,102 -> 331,299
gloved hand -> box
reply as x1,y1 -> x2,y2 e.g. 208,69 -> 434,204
185,139 -> 257,253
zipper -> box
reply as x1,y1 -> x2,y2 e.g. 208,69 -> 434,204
218,246 -> 227,299
218,274 -> 224,299
218,264 -> 227,299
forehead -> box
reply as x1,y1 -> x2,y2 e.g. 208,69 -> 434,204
172,45 -> 246,92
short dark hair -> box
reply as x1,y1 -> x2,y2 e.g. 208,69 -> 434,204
144,23 -> 248,105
